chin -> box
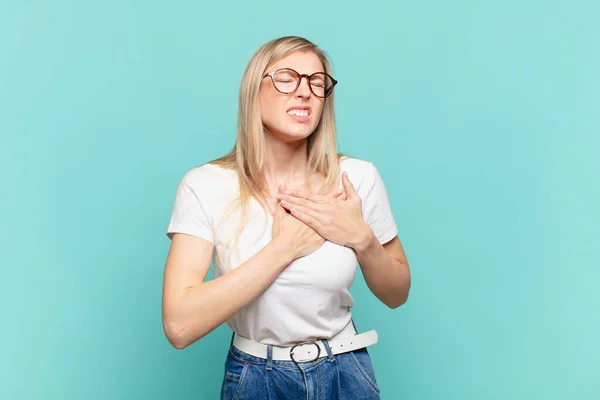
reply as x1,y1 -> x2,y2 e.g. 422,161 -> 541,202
267,124 -> 316,142
282,129 -> 314,142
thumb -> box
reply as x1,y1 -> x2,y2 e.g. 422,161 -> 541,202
331,187 -> 344,198
272,204 -> 285,223
334,188 -> 347,200
341,172 -> 358,199
277,183 -> 287,205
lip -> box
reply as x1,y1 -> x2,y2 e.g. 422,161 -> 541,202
286,106 -> 312,123
286,105 -> 312,114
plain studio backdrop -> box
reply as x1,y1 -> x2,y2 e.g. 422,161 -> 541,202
1,1 -> 598,399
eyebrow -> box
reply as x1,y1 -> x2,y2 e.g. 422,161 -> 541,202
278,68 -> 327,75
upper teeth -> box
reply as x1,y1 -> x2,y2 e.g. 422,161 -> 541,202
288,109 -> 308,117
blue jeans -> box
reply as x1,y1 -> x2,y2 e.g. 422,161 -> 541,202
220,339 -> 381,399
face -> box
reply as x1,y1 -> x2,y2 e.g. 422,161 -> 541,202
259,51 -> 326,142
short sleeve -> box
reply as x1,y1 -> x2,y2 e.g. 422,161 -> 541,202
166,174 -> 214,243
362,163 -> 398,244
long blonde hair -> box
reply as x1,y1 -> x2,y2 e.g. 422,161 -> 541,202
209,36 -> 342,256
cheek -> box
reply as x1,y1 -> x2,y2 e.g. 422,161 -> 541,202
312,103 -> 325,124
260,92 -> 285,125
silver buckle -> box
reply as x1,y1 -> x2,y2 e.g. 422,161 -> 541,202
289,341 -> 321,363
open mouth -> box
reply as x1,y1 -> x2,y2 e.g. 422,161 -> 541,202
287,109 -> 310,117
286,106 -> 311,122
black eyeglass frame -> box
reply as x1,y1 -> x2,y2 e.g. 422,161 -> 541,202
262,68 -> 338,98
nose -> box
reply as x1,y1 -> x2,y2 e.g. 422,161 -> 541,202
295,75 -> 312,99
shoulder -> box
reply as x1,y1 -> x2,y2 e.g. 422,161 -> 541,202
169,163 -> 240,221
178,163 -> 237,190
339,155 -> 376,175
338,155 -> 379,191
338,155 -> 394,207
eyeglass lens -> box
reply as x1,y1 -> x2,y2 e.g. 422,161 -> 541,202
272,69 -> 334,97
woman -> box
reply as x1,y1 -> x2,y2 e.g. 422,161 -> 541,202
162,36 -> 411,399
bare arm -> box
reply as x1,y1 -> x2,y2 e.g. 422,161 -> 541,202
162,198 -> 326,350
352,232 -> 411,309
162,233 -> 294,349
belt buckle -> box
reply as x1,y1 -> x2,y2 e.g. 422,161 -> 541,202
289,341 -> 321,363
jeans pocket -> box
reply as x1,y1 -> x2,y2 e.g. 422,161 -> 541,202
221,353 -> 249,400
349,348 -> 380,394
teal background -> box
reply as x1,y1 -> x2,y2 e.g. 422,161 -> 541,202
2,0 -> 599,399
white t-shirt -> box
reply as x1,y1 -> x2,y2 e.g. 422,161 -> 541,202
166,156 -> 398,346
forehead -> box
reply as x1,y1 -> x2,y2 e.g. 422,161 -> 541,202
269,50 -> 325,75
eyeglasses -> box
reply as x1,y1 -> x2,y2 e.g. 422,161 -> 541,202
262,68 -> 338,98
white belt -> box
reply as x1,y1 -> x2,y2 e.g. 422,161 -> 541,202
232,323 -> 378,363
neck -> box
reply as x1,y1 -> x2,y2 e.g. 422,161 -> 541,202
263,131 -> 309,185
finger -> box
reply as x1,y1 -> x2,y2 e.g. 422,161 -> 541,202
277,184 -> 287,202
280,197 -> 326,214
280,201 -> 323,222
286,192 -> 332,207
341,172 -> 358,199
331,188 -> 344,198
335,189 -> 347,200
281,189 -> 327,204
289,207 -> 322,231
272,203 -> 284,217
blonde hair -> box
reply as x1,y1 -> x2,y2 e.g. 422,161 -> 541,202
209,36 -> 342,261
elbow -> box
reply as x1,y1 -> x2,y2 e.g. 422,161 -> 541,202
170,341 -> 188,350
386,281 -> 411,309
164,322 -> 189,350
168,335 -> 190,350
381,261 -> 411,309
163,319 -> 199,350
386,294 -> 408,309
